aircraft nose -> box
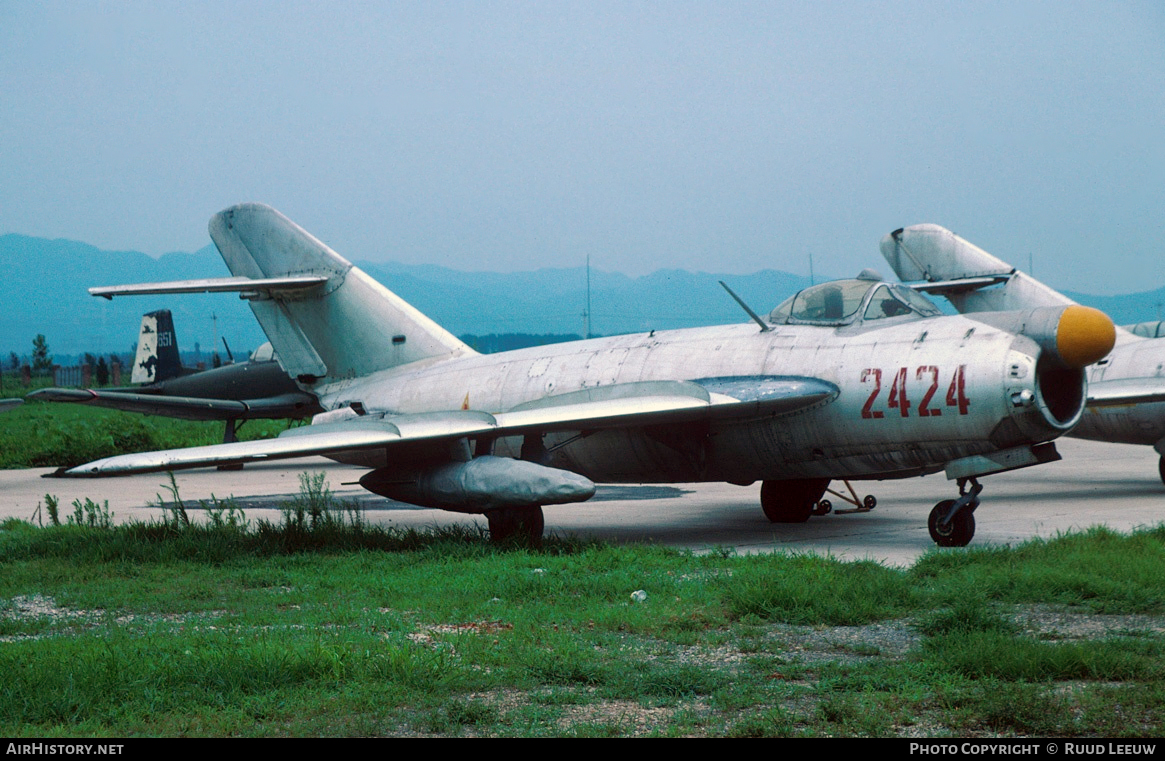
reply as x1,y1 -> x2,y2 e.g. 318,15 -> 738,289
1056,305 -> 1115,368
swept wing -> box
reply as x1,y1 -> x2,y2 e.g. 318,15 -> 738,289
28,388 -> 318,421
65,376 -> 838,476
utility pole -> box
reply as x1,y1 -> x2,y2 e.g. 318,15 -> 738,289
583,255 -> 592,339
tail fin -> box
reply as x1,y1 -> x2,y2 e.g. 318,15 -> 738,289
131,310 -> 181,384
880,224 -> 1075,313
209,203 -> 474,384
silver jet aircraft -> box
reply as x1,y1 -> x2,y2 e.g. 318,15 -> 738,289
882,223 -> 1165,484
66,204 -> 1117,547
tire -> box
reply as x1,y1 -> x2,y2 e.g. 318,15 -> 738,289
761,479 -> 829,523
928,499 -> 975,547
487,505 -> 545,546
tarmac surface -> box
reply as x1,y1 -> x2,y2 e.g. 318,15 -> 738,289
1,437 -> 1161,567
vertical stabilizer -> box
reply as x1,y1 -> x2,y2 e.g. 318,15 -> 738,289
209,203 -> 475,384
131,310 -> 181,384
880,224 -> 1075,313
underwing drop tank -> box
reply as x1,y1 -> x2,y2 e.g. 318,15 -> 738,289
359,455 -> 596,512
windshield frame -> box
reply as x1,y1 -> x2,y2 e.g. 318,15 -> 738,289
768,279 -> 941,327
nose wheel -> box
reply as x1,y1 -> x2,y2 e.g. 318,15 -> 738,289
928,478 -> 981,547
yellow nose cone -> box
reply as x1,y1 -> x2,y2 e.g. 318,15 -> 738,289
1057,305 -> 1116,368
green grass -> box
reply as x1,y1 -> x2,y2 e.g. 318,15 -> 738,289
0,397 -> 289,469
911,526 -> 1165,613
722,554 -> 919,624
2,485 -> 1164,737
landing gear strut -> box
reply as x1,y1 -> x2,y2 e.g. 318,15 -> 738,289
486,432 -> 552,545
760,479 -> 829,523
486,505 -> 545,545
928,477 -> 982,547
217,419 -> 244,471
817,480 -> 877,515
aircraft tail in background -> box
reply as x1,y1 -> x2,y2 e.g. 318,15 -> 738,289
880,224 -> 1076,313
131,310 -> 181,384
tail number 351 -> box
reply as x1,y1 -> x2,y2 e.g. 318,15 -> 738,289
860,365 -> 970,419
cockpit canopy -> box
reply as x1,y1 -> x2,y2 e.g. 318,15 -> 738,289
769,272 -> 943,327
249,342 -> 276,363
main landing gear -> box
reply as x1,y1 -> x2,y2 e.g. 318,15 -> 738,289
760,479 -> 878,522
485,505 -> 545,546
479,433 -> 548,545
760,479 -> 830,522
217,419 -> 244,471
816,480 -> 877,516
928,477 -> 982,547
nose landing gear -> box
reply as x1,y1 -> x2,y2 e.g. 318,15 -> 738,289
928,477 -> 982,547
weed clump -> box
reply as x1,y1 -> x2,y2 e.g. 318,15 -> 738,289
914,596 -> 1019,637
11,472 -> 600,564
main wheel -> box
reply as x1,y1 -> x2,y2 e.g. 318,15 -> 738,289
927,499 -> 975,547
486,505 -> 545,545
761,479 -> 829,523
1158,455 -> 1165,487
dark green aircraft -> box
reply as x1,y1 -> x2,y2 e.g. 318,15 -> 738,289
29,310 -> 321,442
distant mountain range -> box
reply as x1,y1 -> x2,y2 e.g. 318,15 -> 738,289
3,233 -> 1164,360
1,233 -> 818,359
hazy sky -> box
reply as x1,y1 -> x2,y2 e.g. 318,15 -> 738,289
2,1 -> 1162,294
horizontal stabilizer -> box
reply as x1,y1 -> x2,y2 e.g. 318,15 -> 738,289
63,375 -> 839,476
905,276 -> 1012,296
28,388 -> 318,421
89,275 -> 328,300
